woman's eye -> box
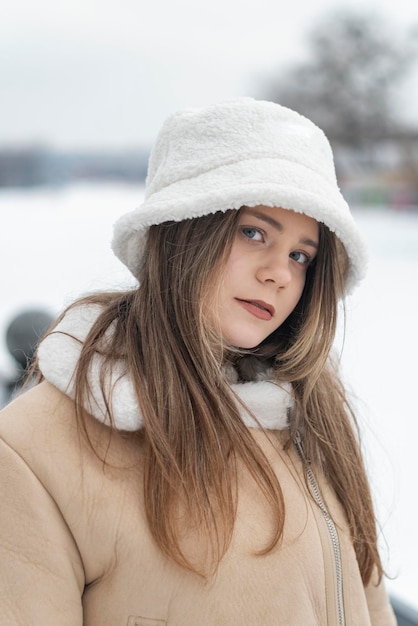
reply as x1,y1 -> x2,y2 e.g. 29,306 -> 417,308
290,251 -> 310,265
241,227 -> 263,241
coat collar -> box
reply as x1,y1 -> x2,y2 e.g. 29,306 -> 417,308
37,304 -> 292,432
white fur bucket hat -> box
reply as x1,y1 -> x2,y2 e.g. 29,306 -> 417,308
112,97 -> 367,293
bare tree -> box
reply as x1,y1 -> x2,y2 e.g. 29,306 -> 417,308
265,10 -> 418,148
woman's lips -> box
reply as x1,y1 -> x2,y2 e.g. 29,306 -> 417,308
235,299 -> 275,321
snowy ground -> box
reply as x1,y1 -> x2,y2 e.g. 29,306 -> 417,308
0,184 -> 417,609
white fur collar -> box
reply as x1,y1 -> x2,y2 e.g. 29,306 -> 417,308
37,304 -> 293,431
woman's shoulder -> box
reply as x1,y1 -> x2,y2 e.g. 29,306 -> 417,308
0,381 -> 77,449
0,383 -> 146,590
0,381 -> 142,485
0,382 -> 86,491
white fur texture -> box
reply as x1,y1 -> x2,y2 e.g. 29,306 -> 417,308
37,305 -> 292,432
112,97 -> 367,294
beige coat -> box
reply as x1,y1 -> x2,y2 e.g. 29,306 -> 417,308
0,382 -> 396,625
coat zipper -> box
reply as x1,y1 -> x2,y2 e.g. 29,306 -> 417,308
293,431 -> 346,626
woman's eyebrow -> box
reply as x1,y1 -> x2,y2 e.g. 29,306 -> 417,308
243,208 -> 319,250
244,209 -> 284,233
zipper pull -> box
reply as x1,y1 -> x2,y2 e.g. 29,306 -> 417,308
293,430 -> 311,465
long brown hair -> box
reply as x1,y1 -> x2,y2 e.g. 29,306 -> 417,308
35,208 -> 382,583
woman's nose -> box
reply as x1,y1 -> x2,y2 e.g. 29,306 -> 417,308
255,254 -> 292,287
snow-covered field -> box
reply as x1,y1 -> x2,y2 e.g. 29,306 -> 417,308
0,183 -> 417,609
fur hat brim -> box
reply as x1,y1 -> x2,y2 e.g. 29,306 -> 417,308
112,156 -> 367,293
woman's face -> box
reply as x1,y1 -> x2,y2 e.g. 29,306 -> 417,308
211,205 -> 319,349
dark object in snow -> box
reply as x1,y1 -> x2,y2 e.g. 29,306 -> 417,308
2,308 -> 54,404
6,308 -> 54,370
391,595 -> 418,626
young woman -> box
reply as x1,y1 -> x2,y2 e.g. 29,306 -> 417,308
0,98 -> 396,625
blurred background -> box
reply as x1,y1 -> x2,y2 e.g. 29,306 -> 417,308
1,0 -> 418,621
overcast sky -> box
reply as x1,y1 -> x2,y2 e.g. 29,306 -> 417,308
1,0 -> 418,150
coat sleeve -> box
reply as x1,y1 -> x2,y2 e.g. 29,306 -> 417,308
365,570 -> 397,626
0,436 -> 85,624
